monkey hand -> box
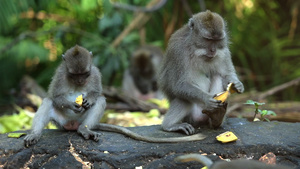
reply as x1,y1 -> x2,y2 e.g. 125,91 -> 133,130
71,103 -> 85,113
232,80 -> 244,93
24,133 -> 41,147
204,97 -> 224,111
82,98 -> 92,110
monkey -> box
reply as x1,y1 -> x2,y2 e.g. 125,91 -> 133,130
24,45 -> 206,147
122,45 -> 164,100
175,154 -> 292,169
24,45 -> 106,147
158,10 -> 244,135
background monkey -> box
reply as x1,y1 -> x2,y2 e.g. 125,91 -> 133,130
24,45 -> 206,147
175,154 -> 292,169
158,10 -> 244,135
122,45 -> 163,100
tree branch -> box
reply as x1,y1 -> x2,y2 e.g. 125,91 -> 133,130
112,0 -> 167,13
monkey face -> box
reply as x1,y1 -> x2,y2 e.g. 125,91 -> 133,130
67,71 -> 91,86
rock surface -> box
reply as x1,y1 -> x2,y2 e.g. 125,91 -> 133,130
0,118 -> 299,169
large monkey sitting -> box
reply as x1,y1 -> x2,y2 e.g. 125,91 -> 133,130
122,45 -> 163,100
24,45 -> 206,147
158,10 -> 244,135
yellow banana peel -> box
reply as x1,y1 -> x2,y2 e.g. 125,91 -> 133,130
213,83 -> 236,103
216,131 -> 238,143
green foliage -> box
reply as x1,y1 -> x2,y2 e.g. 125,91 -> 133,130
0,0 -> 299,109
245,100 -> 276,122
0,106 -> 57,133
8,132 -> 27,138
147,98 -> 169,109
221,1 -> 300,94
245,100 -> 265,108
0,109 -> 33,134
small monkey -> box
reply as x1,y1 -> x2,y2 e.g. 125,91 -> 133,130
24,45 -> 106,147
175,154 -> 292,169
24,45 -> 206,146
122,45 -> 163,100
158,10 -> 244,135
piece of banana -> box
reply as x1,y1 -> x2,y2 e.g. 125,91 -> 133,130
75,94 -> 83,106
213,83 -> 236,103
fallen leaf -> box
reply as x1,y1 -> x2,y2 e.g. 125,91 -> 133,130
259,152 -> 276,165
8,133 -> 27,138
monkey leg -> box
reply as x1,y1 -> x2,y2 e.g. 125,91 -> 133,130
202,103 -> 227,128
24,98 -> 52,147
77,96 -> 106,141
162,98 -> 195,135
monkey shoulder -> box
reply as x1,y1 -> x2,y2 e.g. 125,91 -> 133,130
170,25 -> 189,40
48,64 -> 69,97
89,65 -> 102,92
90,66 -> 102,80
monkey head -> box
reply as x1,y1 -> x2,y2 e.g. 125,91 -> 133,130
188,10 -> 227,60
62,45 -> 92,86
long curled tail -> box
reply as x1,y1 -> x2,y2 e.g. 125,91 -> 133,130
93,123 -> 206,143
175,154 -> 213,168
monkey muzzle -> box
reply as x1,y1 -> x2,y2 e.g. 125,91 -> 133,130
204,54 -> 216,60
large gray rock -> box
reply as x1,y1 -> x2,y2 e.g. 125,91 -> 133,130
0,118 -> 299,169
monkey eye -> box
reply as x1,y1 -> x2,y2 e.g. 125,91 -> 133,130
81,72 -> 91,78
68,71 -> 90,78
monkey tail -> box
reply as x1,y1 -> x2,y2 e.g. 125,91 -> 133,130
93,123 -> 206,143
175,154 -> 213,168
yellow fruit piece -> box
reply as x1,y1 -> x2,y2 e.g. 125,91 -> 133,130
213,83 -> 235,103
227,83 -> 236,94
75,94 -> 83,106
201,167 -> 208,169
213,91 -> 229,103
216,131 -> 238,143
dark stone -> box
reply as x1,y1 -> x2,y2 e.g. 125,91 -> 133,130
0,118 -> 299,169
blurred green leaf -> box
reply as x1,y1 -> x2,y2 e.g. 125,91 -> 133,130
261,110 -> 277,116
8,132 -> 27,138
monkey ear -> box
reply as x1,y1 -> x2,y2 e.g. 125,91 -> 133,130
89,51 -> 93,55
62,54 -> 65,61
188,18 -> 194,30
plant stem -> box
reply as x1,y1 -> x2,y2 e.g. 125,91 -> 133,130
253,108 -> 258,121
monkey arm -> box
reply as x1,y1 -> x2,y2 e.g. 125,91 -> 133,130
172,81 -> 212,102
51,94 -> 73,109
82,66 -> 102,109
24,98 -> 53,147
222,57 -> 244,93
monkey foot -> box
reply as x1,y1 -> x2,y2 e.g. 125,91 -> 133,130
202,103 -> 227,128
163,123 -> 195,135
78,126 -> 102,141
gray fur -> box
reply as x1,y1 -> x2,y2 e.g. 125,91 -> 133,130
158,10 -> 244,135
122,45 -> 164,100
24,45 -> 105,147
